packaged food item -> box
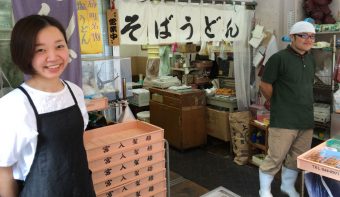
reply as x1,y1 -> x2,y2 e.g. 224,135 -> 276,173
326,138 -> 340,152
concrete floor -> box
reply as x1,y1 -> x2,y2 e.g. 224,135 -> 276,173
168,137 -> 307,197
169,171 -> 209,197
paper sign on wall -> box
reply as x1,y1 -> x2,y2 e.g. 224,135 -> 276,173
107,9 -> 120,46
76,0 -> 103,54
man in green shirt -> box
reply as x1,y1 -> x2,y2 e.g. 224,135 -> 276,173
259,21 -> 316,197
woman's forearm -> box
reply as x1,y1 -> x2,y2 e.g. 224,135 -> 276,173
0,167 -> 18,197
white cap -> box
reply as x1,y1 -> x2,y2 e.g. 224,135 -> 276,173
289,21 -> 315,35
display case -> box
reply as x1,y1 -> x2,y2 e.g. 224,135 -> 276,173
81,57 -> 132,101
0,0 -> 23,89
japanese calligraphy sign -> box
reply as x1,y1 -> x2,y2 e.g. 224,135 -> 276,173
176,5 -> 200,43
148,3 -> 177,45
119,2 -> 148,45
117,2 -> 246,44
201,5 -> 224,42
223,4 -> 246,42
76,0 -> 103,54
107,9 -> 120,46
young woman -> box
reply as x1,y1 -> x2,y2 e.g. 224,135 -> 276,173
0,15 -> 95,197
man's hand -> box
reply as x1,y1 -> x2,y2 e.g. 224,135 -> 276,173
259,81 -> 273,101
264,100 -> 271,111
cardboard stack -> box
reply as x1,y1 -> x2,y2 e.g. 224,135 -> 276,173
84,121 -> 167,197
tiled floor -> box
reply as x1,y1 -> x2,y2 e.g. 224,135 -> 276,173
168,137 -> 306,197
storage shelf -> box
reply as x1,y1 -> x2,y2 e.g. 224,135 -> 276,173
313,83 -> 332,90
316,31 -> 340,35
171,67 -> 199,72
314,121 -> 331,129
249,120 -> 268,131
248,120 -> 269,166
248,141 -> 266,151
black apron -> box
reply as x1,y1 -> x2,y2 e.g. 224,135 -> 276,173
17,82 -> 95,197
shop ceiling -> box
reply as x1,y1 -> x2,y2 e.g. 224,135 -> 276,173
138,0 -> 257,9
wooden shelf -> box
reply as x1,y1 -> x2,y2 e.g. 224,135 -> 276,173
249,120 -> 268,131
248,141 -> 266,151
248,120 -> 269,166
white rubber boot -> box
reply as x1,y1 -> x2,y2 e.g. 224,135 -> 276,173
280,166 -> 300,197
259,169 -> 274,197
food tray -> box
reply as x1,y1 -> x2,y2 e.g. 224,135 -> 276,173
94,164 -> 165,195
85,97 -> 108,112
88,140 -> 164,171
297,141 -> 340,181
84,121 -> 164,161
91,150 -> 165,183
96,172 -> 166,197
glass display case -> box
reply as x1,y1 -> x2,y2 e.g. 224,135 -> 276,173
0,0 -> 23,89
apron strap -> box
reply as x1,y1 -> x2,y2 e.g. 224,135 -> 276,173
18,86 -> 39,117
62,80 -> 78,105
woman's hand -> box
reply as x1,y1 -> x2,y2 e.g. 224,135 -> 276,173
0,167 -> 18,197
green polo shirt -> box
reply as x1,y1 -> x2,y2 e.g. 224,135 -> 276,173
262,45 -> 315,129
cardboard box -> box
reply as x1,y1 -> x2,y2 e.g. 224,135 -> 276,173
131,56 -> 147,76
206,107 -> 230,142
177,43 -> 197,53
297,141 -> 340,181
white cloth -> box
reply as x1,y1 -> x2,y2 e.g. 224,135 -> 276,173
0,80 -> 88,181
263,35 -> 279,66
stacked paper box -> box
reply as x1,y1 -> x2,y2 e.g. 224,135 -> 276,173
84,121 -> 166,196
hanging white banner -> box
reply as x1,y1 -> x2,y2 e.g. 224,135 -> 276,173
176,4 -> 200,43
200,5 -> 224,42
222,5 -> 245,42
119,1 -> 148,45
117,2 -> 246,44
148,3 -> 177,45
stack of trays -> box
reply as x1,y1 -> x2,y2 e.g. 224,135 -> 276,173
84,121 -> 167,197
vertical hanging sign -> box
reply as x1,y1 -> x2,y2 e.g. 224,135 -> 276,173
107,9 -> 120,46
76,0 -> 103,54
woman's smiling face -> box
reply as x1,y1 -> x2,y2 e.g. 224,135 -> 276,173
31,26 -> 69,81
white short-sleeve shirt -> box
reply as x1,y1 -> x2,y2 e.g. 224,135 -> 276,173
0,80 -> 88,180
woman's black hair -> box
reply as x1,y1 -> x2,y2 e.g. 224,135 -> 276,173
10,15 -> 67,75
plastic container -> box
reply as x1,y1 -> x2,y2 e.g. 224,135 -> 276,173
137,111 -> 150,123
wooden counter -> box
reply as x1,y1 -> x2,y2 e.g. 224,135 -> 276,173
149,87 -> 206,150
